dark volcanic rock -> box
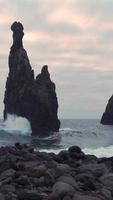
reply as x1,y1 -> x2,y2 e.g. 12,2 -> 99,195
0,144 -> 112,199
101,95 -> 113,125
4,21 -> 60,136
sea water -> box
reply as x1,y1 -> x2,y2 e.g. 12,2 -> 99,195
0,114 -> 113,158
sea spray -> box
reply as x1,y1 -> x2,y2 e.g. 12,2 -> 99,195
83,145 -> 113,158
1,114 -> 31,135
0,119 -> 113,158
39,146 -> 113,158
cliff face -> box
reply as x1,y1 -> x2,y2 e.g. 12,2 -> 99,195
4,22 -> 60,135
101,95 -> 113,125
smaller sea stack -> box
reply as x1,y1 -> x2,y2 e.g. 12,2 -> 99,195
101,95 -> 113,125
4,21 -> 60,136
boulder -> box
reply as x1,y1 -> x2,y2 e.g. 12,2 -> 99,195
28,164 -> 47,178
68,146 -> 82,153
57,175 -> 77,189
0,169 -> 15,181
100,173 -> 113,191
78,163 -> 108,177
52,181 -> 75,198
101,187 -> 112,200
75,173 -> 96,191
55,164 -> 71,177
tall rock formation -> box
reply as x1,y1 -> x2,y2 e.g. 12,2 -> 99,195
4,22 -> 60,135
101,95 -> 113,125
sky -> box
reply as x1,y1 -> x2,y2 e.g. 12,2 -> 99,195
0,0 -> 113,119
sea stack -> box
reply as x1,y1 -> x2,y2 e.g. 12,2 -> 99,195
101,95 -> 113,125
4,21 -> 60,135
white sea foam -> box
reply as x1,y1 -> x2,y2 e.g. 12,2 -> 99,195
1,114 -> 31,135
39,148 -> 66,154
60,128 -> 73,131
39,146 -> 113,158
83,145 -> 113,158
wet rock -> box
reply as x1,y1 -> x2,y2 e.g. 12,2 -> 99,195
58,150 -> 69,161
68,146 -> 82,154
68,146 -> 85,159
15,143 -> 23,150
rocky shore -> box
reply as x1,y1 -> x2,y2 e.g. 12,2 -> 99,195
0,144 -> 113,199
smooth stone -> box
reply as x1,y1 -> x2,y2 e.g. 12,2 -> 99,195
78,163 -> 108,177
58,176 -> 77,189
29,164 -> 47,178
58,151 -> 69,160
52,181 -> 75,198
56,164 -> 71,177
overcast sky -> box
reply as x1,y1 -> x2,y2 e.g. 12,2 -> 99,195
0,0 -> 113,119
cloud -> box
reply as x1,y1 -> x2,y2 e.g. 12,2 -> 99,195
0,0 -> 113,118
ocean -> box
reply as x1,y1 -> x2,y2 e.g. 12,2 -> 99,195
0,114 -> 113,158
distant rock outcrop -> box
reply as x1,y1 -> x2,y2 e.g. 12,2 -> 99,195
101,95 -> 113,125
4,21 -> 60,136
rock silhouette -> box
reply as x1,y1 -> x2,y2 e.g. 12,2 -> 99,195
101,95 -> 113,125
4,21 -> 60,136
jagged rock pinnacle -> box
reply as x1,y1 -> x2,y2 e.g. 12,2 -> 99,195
11,21 -> 24,52
4,22 -> 60,136
101,95 -> 113,125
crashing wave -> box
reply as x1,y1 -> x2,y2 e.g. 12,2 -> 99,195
1,114 -> 31,135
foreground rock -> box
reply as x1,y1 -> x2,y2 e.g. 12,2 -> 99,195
4,21 -> 60,136
101,95 -> 113,125
0,144 -> 112,199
